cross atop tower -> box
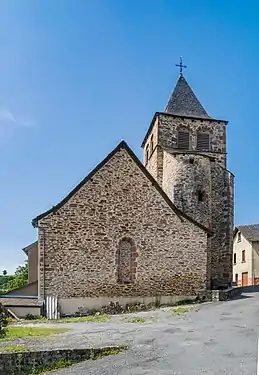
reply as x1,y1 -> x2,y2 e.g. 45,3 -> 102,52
176,56 -> 187,76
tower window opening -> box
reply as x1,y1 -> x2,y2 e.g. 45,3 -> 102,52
197,132 -> 210,151
178,130 -> 190,150
198,190 -> 205,202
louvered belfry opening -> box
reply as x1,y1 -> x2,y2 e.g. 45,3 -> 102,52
197,132 -> 210,151
178,130 -> 190,150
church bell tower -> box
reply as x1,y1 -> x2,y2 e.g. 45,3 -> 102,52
141,58 -> 234,289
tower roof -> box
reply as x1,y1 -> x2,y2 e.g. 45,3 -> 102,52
165,75 -> 210,118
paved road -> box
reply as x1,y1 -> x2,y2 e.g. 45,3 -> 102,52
44,289 -> 259,374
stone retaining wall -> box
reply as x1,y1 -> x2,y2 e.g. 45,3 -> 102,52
0,346 -> 123,375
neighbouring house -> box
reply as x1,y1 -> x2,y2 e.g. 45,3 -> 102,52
233,225 -> 259,286
0,297 -> 43,318
0,242 -> 40,318
22,241 -> 38,285
11,69 -> 234,316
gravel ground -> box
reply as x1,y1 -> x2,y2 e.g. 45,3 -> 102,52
2,290 -> 259,374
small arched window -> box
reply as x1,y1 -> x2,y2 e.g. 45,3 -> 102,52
197,132 -> 210,151
178,130 -> 190,149
116,238 -> 137,284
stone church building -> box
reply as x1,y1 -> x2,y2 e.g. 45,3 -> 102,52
29,70 -> 234,314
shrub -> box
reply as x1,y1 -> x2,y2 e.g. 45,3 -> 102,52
0,303 -> 9,337
25,313 -> 36,320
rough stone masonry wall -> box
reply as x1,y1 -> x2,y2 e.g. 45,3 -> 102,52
145,147 -> 158,181
144,118 -> 164,186
210,164 -> 233,287
0,347 -> 123,375
145,146 -> 164,187
162,151 -> 212,229
156,112 -> 233,287
158,114 -> 227,168
38,148 -> 208,299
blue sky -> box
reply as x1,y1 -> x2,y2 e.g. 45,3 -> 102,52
0,0 -> 258,273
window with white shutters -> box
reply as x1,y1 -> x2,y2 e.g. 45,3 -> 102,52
197,132 -> 210,151
178,131 -> 189,149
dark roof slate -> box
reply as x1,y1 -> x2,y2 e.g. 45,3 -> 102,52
235,224 -> 259,242
32,140 -> 211,234
165,75 -> 210,118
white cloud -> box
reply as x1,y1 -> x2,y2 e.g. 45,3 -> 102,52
0,108 -> 34,128
0,108 -> 16,123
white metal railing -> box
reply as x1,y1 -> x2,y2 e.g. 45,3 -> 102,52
45,296 -> 59,320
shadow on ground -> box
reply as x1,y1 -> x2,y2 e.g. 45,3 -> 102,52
240,285 -> 259,293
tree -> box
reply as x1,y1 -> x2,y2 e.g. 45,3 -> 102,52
2,270 -> 7,276
5,262 -> 28,292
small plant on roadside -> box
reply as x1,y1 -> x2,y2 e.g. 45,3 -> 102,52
5,317 -> 13,326
59,314 -> 110,323
25,313 -> 36,320
31,359 -> 73,374
172,307 -> 189,316
92,344 -> 128,360
126,317 -> 145,323
93,348 -> 121,360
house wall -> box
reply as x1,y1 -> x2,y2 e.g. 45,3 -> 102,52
233,232 -> 252,286
37,148 -> 209,313
252,242 -> 259,283
6,306 -> 41,318
28,243 -> 38,284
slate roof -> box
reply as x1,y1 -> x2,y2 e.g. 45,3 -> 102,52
22,241 -> 38,255
165,75 -> 210,118
32,140 -> 211,234
4,281 -> 38,296
235,224 -> 259,242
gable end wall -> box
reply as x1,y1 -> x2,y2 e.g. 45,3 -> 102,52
38,149 -> 208,300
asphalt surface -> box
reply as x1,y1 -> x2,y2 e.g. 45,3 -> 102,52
43,289 -> 259,375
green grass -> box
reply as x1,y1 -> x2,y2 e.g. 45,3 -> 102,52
0,345 -> 26,353
1,326 -> 68,341
126,317 -> 146,323
31,359 -> 73,374
171,307 -> 190,316
94,348 -> 121,359
59,314 -> 110,323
